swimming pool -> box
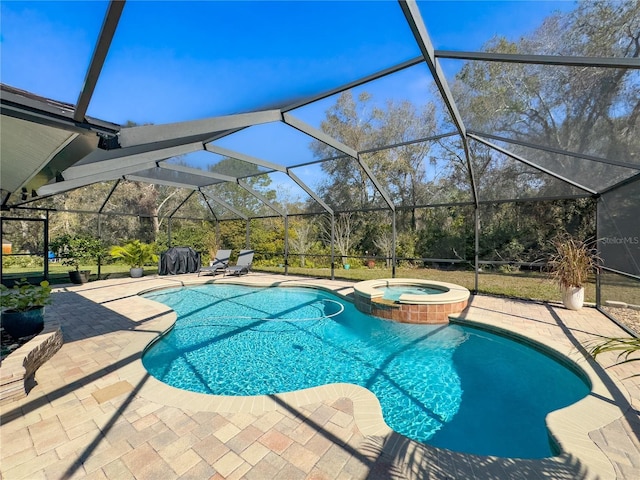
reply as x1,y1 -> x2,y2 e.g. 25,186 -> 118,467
142,284 -> 590,458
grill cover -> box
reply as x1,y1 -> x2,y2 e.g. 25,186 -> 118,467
159,247 -> 201,275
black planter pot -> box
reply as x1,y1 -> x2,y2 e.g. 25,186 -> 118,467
69,270 -> 91,284
1,307 -> 45,339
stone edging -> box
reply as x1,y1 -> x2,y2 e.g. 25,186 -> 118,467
0,317 -> 63,405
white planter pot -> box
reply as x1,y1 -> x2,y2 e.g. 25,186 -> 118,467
562,286 -> 584,310
130,267 -> 144,278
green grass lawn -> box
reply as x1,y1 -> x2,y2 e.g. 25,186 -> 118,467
256,265 -> 596,304
3,262 -> 597,304
2,264 -> 159,285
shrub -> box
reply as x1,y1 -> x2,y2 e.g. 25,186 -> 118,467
110,240 -> 158,268
1,278 -> 52,312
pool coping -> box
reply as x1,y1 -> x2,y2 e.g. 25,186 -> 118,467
119,276 -> 627,478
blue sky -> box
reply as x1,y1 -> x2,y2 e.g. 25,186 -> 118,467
1,0 -> 576,201
1,1 -> 576,124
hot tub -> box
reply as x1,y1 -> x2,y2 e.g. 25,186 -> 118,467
353,278 -> 470,324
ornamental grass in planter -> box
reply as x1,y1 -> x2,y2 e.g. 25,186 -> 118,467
548,234 -> 600,310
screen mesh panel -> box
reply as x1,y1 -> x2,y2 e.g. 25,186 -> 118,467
491,141 -> 638,194
0,1 -> 107,104
478,199 -> 595,264
599,269 -> 640,334
469,142 -> 595,200
101,181 -> 191,216
87,1 -> 420,124
202,181 -> 275,219
412,205 -> 474,262
598,178 -> 640,277
168,191 -> 211,221
211,122 -> 344,169
447,57 -> 639,176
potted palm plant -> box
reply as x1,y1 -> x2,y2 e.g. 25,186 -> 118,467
1,278 -> 52,338
110,240 -> 158,278
548,234 -> 599,310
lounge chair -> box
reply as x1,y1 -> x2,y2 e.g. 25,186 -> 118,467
225,249 -> 254,276
198,249 -> 231,276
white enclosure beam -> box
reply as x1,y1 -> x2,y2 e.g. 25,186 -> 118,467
158,163 -> 237,182
287,170 -> 333,215
37,171 -> 123,196
119,110 -> 282,148
124,175 -> 197,190
398,1 -> 466,137
63,142 -> 204,179
205,144 -> 287,173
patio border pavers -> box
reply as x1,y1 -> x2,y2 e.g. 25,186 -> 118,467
1,273 -> 638,479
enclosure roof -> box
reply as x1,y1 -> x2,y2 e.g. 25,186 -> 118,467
1,0 -> 638,217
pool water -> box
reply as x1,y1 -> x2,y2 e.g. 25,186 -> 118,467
142,285 -> 589,458
379,284 -> 445,301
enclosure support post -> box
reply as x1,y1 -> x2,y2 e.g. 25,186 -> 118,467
284,215 -> 289,276
44,211 -> 50,281
0,218 -> 3,284
474,206 -> 480,294
0,217 -> 3,283
595,196 -> 601,308
97,213 -> 101,280
331,214 -> 335,281
167,218 -> 172,247
392,210 -> 397,278
246,220 -> 250,249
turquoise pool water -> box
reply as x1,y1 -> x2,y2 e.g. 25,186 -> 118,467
379,284 -> 445,301
142,285 -> 589,458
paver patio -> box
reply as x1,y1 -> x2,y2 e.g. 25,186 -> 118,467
1,273 -> 638,479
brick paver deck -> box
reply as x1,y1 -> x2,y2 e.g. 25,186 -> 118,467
1,273 -> 638,479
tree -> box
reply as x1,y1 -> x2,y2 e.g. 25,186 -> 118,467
207,158 -> 278,217
452,2 -> 639,194
313,91 -> 442,234
378,100 -> 438,230
289,218 -> 316,267
312,91 -> 387,210
374,229 -> 393,268
319,212 -> 358,265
